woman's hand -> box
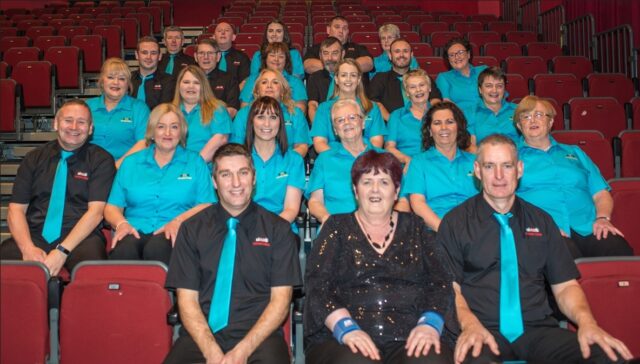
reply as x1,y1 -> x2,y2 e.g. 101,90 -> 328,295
154,218 -> 182,247
112,222 -> 140,249
342,330 -> 381,360
405,325 -> 441,357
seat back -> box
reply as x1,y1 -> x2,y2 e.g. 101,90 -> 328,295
484,42 -> 521,63
34,35 -> 67,53
526,42 -> 562,63
552,55 -> 593,81
487,21 -> 517,35
551,130 -> 614,180
126,12 -> 152,37
619,131 -> 640,178
60,261 -> 173,364
94,25 -> 123,59
533,73 -> 582,106
631,96 -> 640,129
575,256 -> 640,357
505,30 -> 538,46
112,18 -> 139,50
430,31 -> 462,55
1,261 -> 51,364
467,31 -> 501,47
505,73 -> 530,101
45,46 -> 82,90
3,46 -> 41,67
12,60 -> 54,113
453,21 -> 483,35
568,97 -> 625,142
58,25 -> 90,41
0,36 -> 31,53
587,73 -> 635,105
71,34 -> 104,73
25,25 -> 55,39
609,179 -> 640,255
505,56 -> 547,81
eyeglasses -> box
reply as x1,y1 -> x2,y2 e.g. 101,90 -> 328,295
519,111 -> 552,122
196,51 -> 218,57
447,50 -> 467,59
333,113 -> 363,124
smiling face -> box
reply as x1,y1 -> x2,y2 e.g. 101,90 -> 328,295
516,101 -> 554,142
195,42 -> 219,73
55,103 -> 93,151
135,41 -> 161,74
355,169 -> 399,216
327,18 -> 349,44
213,154 -> 255,216
164,30 -> 183,54
101,71 -> 128,102
474,141 -> 523,210
446,42 -> 470,71
253,107 -> 280,143
332,102 -> 364,142
256,70 -> 283,100
153,111 -> 181,153
405,75 -> 431,105
265,50 -> 286,72
389,40 -> 412,70
179,71 -> 202,106
430,109 -> 459,150
479,75 -> 506,107
266,22 -> 285,43
335,63 -> 360,95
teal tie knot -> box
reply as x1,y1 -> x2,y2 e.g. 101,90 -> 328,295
61,150 -> 73,160
493,212 -> 513,226
227,217 -> 238,230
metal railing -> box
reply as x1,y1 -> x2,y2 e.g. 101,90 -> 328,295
539,5 -> 564,44
563,14 -> 595,59
519,0 -> 540,32
503,0 -> 519,23
593,24 -> 637,78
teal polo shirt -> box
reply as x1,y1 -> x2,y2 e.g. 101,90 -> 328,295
250,49 -> 305,80
180,103 -> 232,155
239,71 -> 308,104
435,64 -> 487,116
310,97 -> 387,148
108,145 -> 217,234
305,142 -> 384,215
87,94 -> 150,160
401,147 -> 479,217
517,137 -> 609,236
371,52 -> 419,78
469,100 -> 518,143
230,103 -> 311,148
386,104 -> 428,158
253,145 -> 305,215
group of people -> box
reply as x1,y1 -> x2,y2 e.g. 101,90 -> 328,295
0,13 -> 635,364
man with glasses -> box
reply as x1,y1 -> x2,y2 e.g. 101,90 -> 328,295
131,36 -> 175,110
158,26 -> 195,76
195,38 -> 240,117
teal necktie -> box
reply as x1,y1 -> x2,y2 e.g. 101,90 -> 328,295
42,150 -> 73,243
326,73 -> 335,100
165,54 -> 175,74
137,74 -> 152,102
219,50 -> 229,72
208,217 -> 239,333
493,212 -> 524,342
397,75 -> 409,106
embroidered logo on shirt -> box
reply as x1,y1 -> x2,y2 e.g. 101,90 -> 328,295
120,117 -> 133,123
467,171 -> 474,177
565,154 -> 578,160
74,171 -> 89,180
153,84 -> 162,90
177,173 -> 192,180
347,47 -> 355,52
252,236 -> 271,247
525,227 -> 543,237
215,85 -> 224,90
233,61 -> 241,65
276,171 -> 289,179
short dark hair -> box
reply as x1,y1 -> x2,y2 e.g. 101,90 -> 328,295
443,37 -> 473,68
328,15 -> 348,26
245,96 -> 288,155
320,36 -> 343,51
421,101 -> 471,151
212,143 -> 254,175
351,150 -> 403,191
56,98 -> 92,125
389,38 -> 411,51
478,66 -> 506,87
137,36 -> 159,50
197,38 -> 219,52
260,42 -> 292,74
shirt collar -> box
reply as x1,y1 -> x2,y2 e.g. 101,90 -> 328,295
217,201 -> 258,226
99,94 -> 133,111
424,146 -> 467,162
475,194 -> 523,223
452,64 -> 479,78
180,103 -> 201,116
142,144 -> 188,166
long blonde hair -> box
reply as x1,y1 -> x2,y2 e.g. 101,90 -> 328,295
333,58 -> 372,114
172,65 -> 225,125
252,69 -> 295,114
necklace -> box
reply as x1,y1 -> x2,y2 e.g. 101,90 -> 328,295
356,212 -> 395,250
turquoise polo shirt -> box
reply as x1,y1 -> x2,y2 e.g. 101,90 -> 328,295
469,101 -> 518,144
253,145 -> 305,216
371,52 -> 419,78
239,71 -> 308,104
310,97 -> 387,148
87,94 -> 150,160
305,142 -> 384,215
386,104 -> 428,158
230,103 -> 311,148
435,64 -> 487,116
250,49 -> 305,80
108,145 -> 217,234
401,147 -> 479,217
180,103 -> 232,155
517,137 -> 609,236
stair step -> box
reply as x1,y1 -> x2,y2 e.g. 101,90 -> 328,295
0,163 -> 19,176
1,206 -> 7,220
1,182 -> 13,196
21,132 -> 56,142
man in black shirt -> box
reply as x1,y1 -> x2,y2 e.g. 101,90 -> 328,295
131,36 -> 175,110
304,16 -> 373,76
306,37 -> 344,123
368,39 -> 442,121
437,134 -> 631,363
164,143 -> 301,364
212,22 -> 251,91
194,38 -> 240,117
0,99 -> 115,275
158,26 -> 195,77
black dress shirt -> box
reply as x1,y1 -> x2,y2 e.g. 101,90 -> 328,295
158,50 -> 195,77
11,140 -> 115,239
166,202 -> 302,351
130,70 -> 176,110
221,47 -> 250,84
307,69 -> 332,104
437,195 -> 579,330
205,68 -> 240,110
368,70 -> 443,114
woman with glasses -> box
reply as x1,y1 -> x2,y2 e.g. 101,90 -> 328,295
311,59 -> 387,154
401,102 -> 479,231
250,20 -> 304,80
516,95 -> 632,258
435,37 -> 487,117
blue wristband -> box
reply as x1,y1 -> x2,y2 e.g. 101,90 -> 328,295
417,311 -> 444,335
332,317 -> 361,344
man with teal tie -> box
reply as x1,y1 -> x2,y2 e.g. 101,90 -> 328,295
437,134 -> 632,363
164,143 -> 301,364
158,26 -> 195,77
130,36 -> 175,110
212,22 -> 250,91
0,99 -> 115,275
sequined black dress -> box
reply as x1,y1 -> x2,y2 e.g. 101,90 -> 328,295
303,212 -> 456,350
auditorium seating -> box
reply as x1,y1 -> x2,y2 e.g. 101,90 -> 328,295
0,78 -> 20,132
45,46 -> 83,93
618,130 -> 640,178
505,56 -> 548,82
34,35 -> 67,53
11,61 -> 55,115
533,73 -> 583,108
71,34 -> 105,74
526,42 -> 562,63
551,130 -> 615,180
484,42 -> 521,63
586,73 -> 636,105
3,46 -> 41,67
568,97 -> 626,142
552,56 -> 593,81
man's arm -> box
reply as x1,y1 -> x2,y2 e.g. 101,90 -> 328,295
355,56 -> 373,73
223,286 -> 292,362
551,280 -> 632,361
177,288 -> 225,363
116,140 -> 146,169
308,100 -> 319,123
375,101 -> 390,122
303,58 -> 323,74
7,202 -> 46,262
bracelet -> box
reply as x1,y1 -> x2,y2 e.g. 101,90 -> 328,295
115,220 -> 130,231
417,311 -> 444,335
55,244 -> 71,256
596,216 -> 610,221
332,317 -> 360,344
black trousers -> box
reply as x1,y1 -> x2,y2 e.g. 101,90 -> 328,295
462,325 -> 623,364
564,230 -> 633,259
163,331 -> 289,364
0,231 -> 107,272
109,233 -> 172,266
306,339 -> 453,364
